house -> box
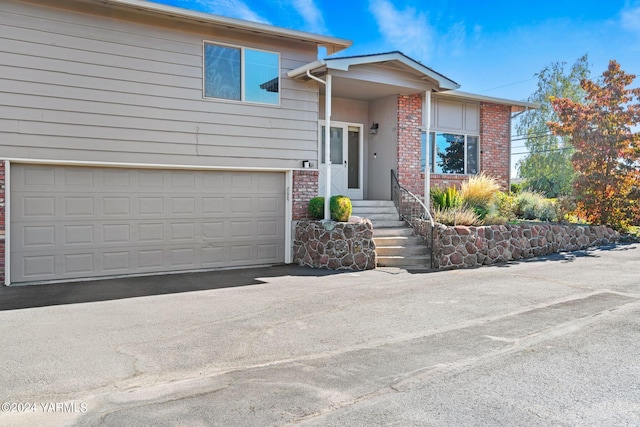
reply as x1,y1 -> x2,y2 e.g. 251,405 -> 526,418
0,0 -> 537,285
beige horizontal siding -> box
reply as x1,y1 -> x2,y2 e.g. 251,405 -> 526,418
0,0 -> 320,168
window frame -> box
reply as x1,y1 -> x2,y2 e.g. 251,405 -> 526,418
422,131 -> 480,175
202,41 -> 281,106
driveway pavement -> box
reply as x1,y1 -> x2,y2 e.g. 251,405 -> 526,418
0,243 -> 639,426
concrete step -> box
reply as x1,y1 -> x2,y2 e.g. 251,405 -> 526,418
351,207 -> 399,216
351,200 -> 395,207
375,245 -> 429,256
377,255 -> 430,268
373,227 -> 414,237
355,213 -> 400,221
374,235 -> 424,246
371,220 -> 406,228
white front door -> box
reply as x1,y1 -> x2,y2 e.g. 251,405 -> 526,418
318,121 -> 363,200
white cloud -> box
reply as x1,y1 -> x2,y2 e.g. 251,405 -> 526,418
176,0 -> 270,24
368,0 -> 432,62
290,0 -> 327,34
621,4 -> 640,36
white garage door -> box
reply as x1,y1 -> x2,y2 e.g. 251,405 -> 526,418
10,165 -> 285,283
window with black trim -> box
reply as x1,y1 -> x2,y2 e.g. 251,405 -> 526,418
421,132 -> 479,175
203,42 -> 279,105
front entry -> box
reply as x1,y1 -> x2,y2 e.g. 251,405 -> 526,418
318,121 -> 363,200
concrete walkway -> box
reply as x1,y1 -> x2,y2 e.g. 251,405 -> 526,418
1,244 -> 639,426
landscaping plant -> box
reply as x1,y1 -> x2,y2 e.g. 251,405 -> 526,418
431,186 -> 463,209
330,195 -> 352,222
308,196 -> 325,219
460,173 -> 500,220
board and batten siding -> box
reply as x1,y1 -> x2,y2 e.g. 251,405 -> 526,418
0,0 -> 320,168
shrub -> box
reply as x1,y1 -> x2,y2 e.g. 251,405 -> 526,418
514,191 -> 544,220
555,196 -> 577,222
537,199 -> 558,222
460,173 -> 500,210
510,182 -> 523,194
483,213 -> 508,226
308,196 -> 324,219
431,186 -> 463,209
433,206 -> 481,226
330,195 -> 352,222
495,191 -> 517,221
514,191 -> 558,222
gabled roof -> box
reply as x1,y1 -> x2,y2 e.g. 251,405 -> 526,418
288,51 -> 460,91
91,0 -> 352,54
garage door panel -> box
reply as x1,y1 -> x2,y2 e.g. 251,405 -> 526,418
102,251 -> 131,272
64,253 -> 94,275
19,195 -> 57,218
11,165 -> 285,283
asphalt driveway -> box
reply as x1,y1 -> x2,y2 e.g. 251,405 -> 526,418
0,244 -> 639,426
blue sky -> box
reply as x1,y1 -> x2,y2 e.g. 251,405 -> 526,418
152,0 -> 640,174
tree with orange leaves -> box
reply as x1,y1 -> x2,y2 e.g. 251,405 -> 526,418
548,60 -> 640,229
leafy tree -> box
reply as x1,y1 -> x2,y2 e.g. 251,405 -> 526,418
515,55 -> 590,197
438,133 -> 465,174
548,60 -> 640,229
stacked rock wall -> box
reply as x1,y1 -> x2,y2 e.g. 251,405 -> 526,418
433,223 -> 619,269
293,220 -> 377,270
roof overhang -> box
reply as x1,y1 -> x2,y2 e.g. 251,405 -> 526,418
434,90 -> 540,113
288,52 -> 460,91
86,0 -> 352,54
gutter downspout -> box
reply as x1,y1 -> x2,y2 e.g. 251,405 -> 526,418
306,70 -> 332,220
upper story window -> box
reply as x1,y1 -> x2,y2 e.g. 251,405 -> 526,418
421,132 -> 479,175
203,42 -> 280,105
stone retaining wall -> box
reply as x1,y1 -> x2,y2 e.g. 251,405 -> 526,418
293,219 -> 377,270
433,223 -> 619,269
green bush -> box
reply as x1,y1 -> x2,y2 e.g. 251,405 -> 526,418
330,195 -> 352,222
514,191 -> 558,222
308,196 -> 325,219
495,191 -> 517,221
460,173 -> 500,209
510,182 -> 523,194
431,186 -> 463,209
482,212 -> 508,226
433,206 -> 481,226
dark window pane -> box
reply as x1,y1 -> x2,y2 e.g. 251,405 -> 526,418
436,133 -> 464,174
467,136 -> 479,175
348,129 -> 359,189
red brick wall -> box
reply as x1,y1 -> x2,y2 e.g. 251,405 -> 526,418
427,173 -> 468,190
480,102 -> 511,190
397,94 -> 424,197
292,170 -> 319,220
399,101 -> 512,197
0,160 -> 5,284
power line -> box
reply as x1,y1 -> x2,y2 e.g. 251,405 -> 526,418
511,147 -> 573,156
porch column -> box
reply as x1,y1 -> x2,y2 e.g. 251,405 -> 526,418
324,74 -> 332,220
424,90 -> 431,210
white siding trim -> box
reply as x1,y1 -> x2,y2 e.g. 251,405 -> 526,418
2,158 -> 310,173
4,160 -> 10,286
285,170 -> 293,264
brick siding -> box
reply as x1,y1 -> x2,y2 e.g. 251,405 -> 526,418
479,102 -> 511,190
397,100 -> 512,196
397,94 -> 424,197
292,169 -> 319,220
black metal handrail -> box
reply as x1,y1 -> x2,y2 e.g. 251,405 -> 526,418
391,169 -> 434,227
391,170 -> 435,268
